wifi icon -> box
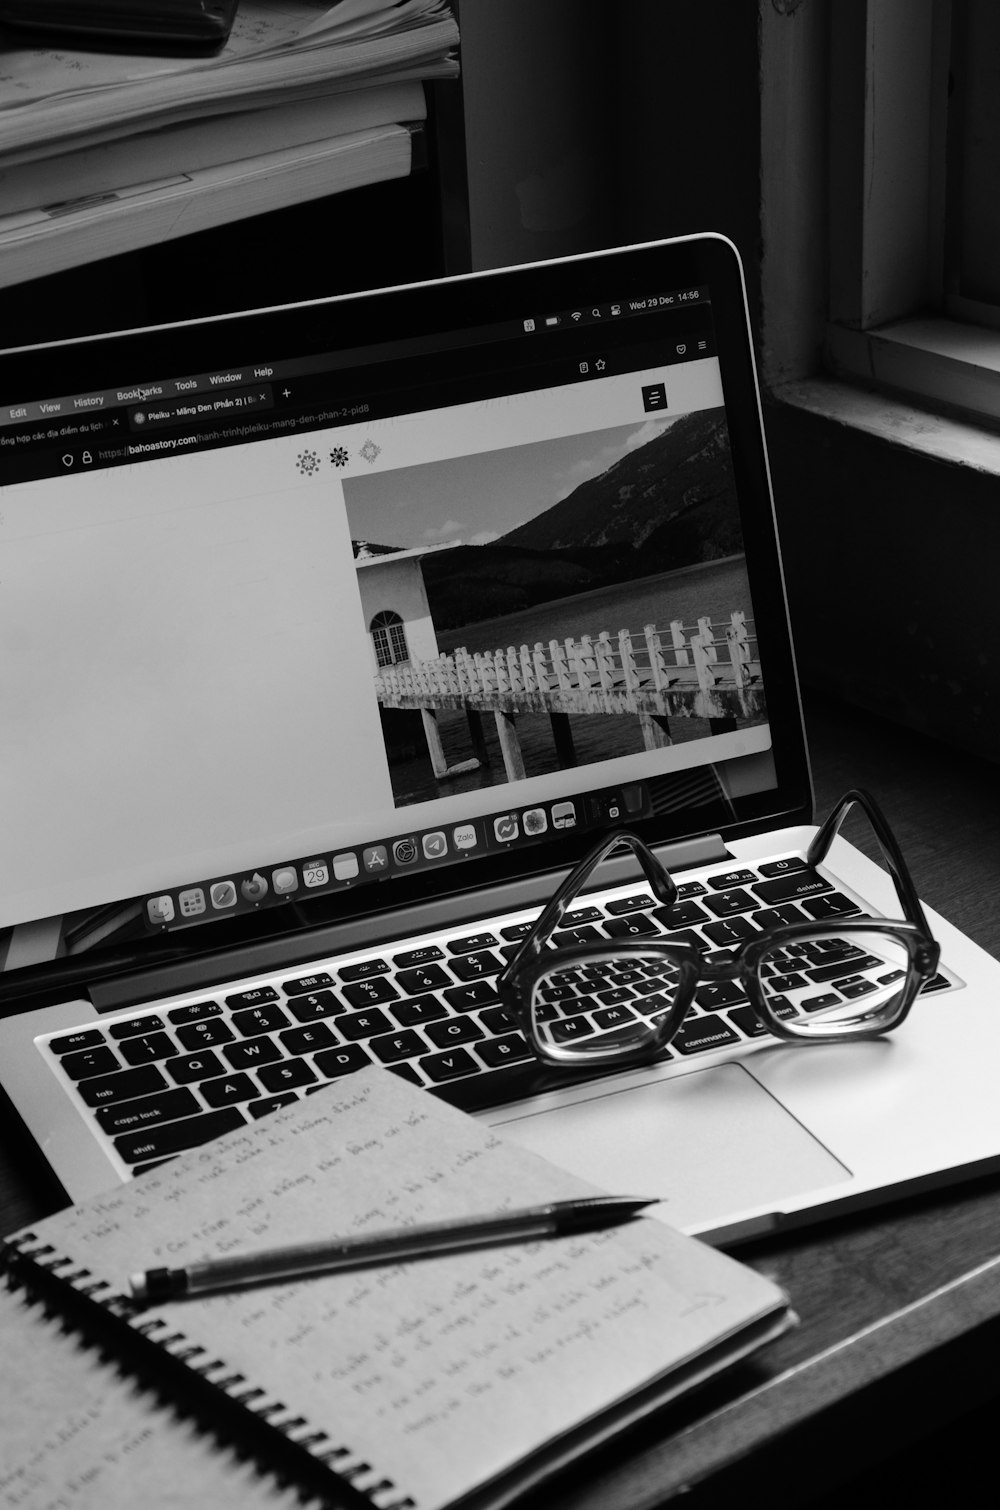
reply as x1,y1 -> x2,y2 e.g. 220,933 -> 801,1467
571,310 -> 582,321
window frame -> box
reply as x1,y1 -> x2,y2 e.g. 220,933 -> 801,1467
826,0 -> 1000,426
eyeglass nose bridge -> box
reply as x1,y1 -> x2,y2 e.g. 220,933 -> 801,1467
691,948 -> 747,984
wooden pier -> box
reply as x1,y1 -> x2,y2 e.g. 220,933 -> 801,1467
376,612 -> 764,782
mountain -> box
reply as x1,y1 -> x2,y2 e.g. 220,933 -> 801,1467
363,410 -> 743,634
501,408 -> 737,555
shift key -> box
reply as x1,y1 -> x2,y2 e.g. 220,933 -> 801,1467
113,1106 -> 247,1165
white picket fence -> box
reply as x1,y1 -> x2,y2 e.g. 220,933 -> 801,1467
375,611 -> 761,723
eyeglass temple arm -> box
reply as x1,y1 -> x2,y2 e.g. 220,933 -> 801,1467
498,829 -> 678,983
806,788 -> 934,936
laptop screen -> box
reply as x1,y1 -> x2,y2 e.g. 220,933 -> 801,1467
0,236 -> 810,996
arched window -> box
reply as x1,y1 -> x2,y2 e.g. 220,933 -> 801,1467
370,610 -> 410,668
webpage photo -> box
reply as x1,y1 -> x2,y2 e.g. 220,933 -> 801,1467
0,347 -> 771,932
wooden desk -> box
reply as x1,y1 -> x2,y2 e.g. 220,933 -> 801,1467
3,689 -> 1000,1507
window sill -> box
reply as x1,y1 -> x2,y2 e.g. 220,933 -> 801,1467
768,372 -> 1000,480
825,317 -> 1000,432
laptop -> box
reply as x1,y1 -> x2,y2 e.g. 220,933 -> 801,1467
2,233 -> 999,1245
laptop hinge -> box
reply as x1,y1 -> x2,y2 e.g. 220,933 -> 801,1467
88,832 -> 730,1013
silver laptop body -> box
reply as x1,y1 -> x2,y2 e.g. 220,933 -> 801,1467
2,235 -> 998,1243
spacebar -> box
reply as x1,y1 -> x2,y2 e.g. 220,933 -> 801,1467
113,1107 -> 247,1164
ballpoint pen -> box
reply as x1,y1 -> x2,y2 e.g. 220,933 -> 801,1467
129,1194 -> 657,1301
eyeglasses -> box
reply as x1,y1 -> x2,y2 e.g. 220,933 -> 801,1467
497,789 -> 941,1070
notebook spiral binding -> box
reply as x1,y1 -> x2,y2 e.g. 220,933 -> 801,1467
2,1232 -> 417,1510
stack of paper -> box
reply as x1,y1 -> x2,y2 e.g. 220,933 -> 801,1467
0,0 -> 460,286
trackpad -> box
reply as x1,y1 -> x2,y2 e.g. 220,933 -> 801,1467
486,1062 -> 851,1237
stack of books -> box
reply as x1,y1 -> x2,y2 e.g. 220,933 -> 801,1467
0,0 -> 460,287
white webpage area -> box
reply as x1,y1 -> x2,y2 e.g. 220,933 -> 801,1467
1,357 -> 772,928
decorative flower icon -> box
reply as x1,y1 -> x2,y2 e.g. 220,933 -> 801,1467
330,446 -> 349,468
359,438 -> 381,464
296,449 -> 321,476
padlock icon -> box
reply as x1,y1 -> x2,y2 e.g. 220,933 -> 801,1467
82,450 -> 93,464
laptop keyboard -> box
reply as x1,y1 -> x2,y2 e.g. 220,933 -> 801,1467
36,858 -> 953,1180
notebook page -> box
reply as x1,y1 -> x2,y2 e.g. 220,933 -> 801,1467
9,1071 -> 786,1510
0,1283 -> 301,1510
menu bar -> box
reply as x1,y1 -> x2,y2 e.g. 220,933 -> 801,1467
0,286 -> 709,431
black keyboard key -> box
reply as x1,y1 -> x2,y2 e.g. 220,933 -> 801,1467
232,1004 -> 291,1037
48,1028 -> 106,1055
391,995 -> 449,1028
59,1045 -> 121,1081
802,992 -> 842,1013
392,945 -> 444,967
336,1009 -> 394,1040
258,1060 -> 317,1093
651,899 -> 710,929
553,925 -> 603,948
249,1092 -> 299,1118
96,1086 -> 200,1135
165,1050 -> 227,1085
758,857 -> 809,878
673,1018 -> 742,1054
313,1044 -> 373,1078
287,990 -> 342,1022
500,921 -> 535,940
370,1029 -> 427,1064
806,958 -> 868,984
802,892 -> 862,920
839,978 -> 878,999
108,1015 -> 166,1040
226,986 -> 279,1010
341,977 -> 399,1008
605,894 -> 656,915
396,963 -> 452,996
703,888 -> 759,918
701,916 -> 759,948
425,1018 -> 485,1048
564,906 -> 603,925
176,1019 -> 236,1051
224,1037 -> 285,1070
676,881 -> 707,898
706,868 -> 759,890
201,1073 -> 260,1107
727,1006 -> 771,1039
593,1004 -> 639,1029
595,985 -> 636,1005
476,1033 -> 532,1067
282,973 -> 334,996
479,1005 -> 519,1035
167,1000 -> 223,1025
603,914 -> 658,938
768,972 -> 809,992
753,870 -> 832,905
753,903 -> 808,929
421,1047 -> 480,1082
549,1017 -> 597,1044
119,1032 -> 177,1066
280,1022 -> 339,1056
77,1063 -> 168,1106
695,981 -> 748,1011
447,933 -> 499,954
338,958 -> 389,982
448,950 -> 504,980
113,1106 -> 246,1164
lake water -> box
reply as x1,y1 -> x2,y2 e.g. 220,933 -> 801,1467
436,555 -> 755,659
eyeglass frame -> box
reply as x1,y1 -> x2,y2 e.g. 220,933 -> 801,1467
496,788 -> 941,1068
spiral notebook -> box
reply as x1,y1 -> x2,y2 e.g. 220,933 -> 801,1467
1,1071 -> 791,1510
